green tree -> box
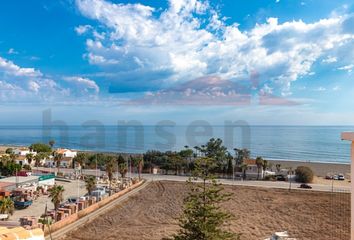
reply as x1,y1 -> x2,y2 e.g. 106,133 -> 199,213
54,153 -> 64,175
240,163 -> 248,180
119,162 -> 128,178
30,143 -> 52,153
25,153 -> 34,166
171,157 -> 239,240
199,138 -> 228,171
73,152 -> 87,169
48,140 -> 55,149
5,148 -> 13,154
106,157 -> 115,194
295,166 -> 314,183
85,175 -> 96,195
48,185 -> 64,217
234,148 -> 250,166
131,155 -> 144,180
262,160 -> 269,179
34,152 -> 48,167
255,157 -> 264,180
226,155 -> 233,177
0,197 -> 14,216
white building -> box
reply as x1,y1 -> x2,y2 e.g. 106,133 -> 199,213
44,149 -> 78,168
56,148 -> 77,158
13,147 -> 37,156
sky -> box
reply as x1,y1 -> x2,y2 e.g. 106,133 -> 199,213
0,0 -> 354,125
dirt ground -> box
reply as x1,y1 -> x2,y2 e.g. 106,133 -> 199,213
62,181 -> 350,240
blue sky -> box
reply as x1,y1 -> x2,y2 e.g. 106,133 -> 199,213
0,0 -> 354,125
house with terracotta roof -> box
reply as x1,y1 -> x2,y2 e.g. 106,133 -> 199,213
45,149 -> 77,168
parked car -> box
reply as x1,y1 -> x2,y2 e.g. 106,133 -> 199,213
333,175 -> 339,180
275,175 -> 286,181
325,174 -> 333,180
338,174 -> 345,180
299,183 -> 312,189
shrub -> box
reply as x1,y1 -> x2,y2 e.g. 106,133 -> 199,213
264,175 -> 276,181
295,166 -> 314,183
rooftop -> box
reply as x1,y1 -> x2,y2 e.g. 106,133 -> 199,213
0,176 -> 39,184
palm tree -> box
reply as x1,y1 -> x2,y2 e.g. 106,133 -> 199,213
106,157 -> 115,195
0,197 -> 14,216
73,153 -> 87,169
240,163 -> 248,180
262,160 -> 269,179
54,153 -> 64,175
119,162 -> 128,178
255,156 -> 264,180
25,153 -> 34,166
137,157 -> 144,180
85,176 -> 96,195
48,185 -> 64,218
234,148 -> 250,166
49,140 -> 55,149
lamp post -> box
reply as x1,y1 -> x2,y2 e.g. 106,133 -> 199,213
341,132 -> 354,239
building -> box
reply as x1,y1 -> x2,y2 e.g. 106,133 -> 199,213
45,149 -> 77,168
15,155 -> 30,166
235,159 -> 265,180
56,148 -> 77,158
13,147 -> 37,156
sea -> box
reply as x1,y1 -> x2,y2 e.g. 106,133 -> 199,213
0,125 -> 353,164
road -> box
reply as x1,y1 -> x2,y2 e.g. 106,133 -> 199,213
39,167 -> 350,193
46,180 -> 150,240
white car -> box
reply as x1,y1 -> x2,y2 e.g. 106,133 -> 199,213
338,174 -> 345,180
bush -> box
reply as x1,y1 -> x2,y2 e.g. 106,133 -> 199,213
264,175 -> 276,181
295,166 -> 314,183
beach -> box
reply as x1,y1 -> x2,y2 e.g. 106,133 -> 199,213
63,181 -> 350,240
268,159 -> 350,177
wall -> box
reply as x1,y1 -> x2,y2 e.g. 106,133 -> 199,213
44,180 -> 144,235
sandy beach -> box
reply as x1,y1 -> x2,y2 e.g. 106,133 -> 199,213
268,159 -> 350,177
63,181 -> 350,240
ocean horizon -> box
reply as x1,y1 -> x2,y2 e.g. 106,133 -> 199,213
0,125 -> 352,164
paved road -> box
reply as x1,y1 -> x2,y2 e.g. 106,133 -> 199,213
45,180 -> 150,240
39,167 -> 350,193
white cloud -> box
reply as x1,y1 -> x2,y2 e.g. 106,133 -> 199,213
0,55 -> 100,102
332,86 -> 341,91
315,87 -> 326,91
75,0 -> 354,96
7,48 -> 19,55
0,56 -> 42,78
338,64 -> 354,72
75,24 -> 92,35
63,76 -> 100,94
322,56 -> 337,63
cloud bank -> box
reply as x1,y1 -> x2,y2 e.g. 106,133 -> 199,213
76,0 -> 354,99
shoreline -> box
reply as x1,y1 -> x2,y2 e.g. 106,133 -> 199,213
267,159 -> 350,177
0,145 -> 350,177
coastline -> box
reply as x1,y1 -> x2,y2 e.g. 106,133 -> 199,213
268,159 -> 350,177
0,145 -> 350,177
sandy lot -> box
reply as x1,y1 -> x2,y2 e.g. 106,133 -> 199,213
10,180 -> 86,222
63,181 -> 350,240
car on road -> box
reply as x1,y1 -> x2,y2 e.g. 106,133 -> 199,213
338,174 -> 345,180
299,183 -> 312,189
